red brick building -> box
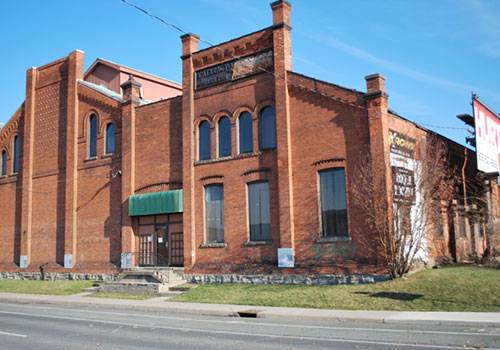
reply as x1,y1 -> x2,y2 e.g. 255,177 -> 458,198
0,1 -> 496,282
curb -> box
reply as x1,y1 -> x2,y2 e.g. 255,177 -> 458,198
0,293 -> 499,327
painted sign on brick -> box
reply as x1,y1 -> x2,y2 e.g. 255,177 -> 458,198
312,242 -> 356,260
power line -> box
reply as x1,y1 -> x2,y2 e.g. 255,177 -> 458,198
119,0 -> 467,133
417,123 -> 468,131
120,0 -> 369,110
120,0 -> 242,60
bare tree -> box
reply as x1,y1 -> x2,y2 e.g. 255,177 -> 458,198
352,134 -> 458,278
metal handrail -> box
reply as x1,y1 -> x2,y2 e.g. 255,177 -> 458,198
130,252 -> 170,267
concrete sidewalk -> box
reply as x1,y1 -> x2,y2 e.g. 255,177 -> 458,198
0,291 -> 499,326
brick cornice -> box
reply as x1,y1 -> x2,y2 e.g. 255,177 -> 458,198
364,91 -> 389,101
77,90 -> 122,113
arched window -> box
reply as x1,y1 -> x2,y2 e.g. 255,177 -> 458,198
1,150 -> 6,176
105,123 -> 115,154
239,112 -> 253,154
199,120 -> 211,160
218,117 -> 231,157
259,106 -> 276,150
89,114 -> 98,157
12,136 -> 19,173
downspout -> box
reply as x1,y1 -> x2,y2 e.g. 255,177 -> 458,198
462,148 -> 468,207
461,148 -> 468,259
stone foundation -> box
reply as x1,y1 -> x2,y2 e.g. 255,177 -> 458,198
185,273 -> 391,285
99,282 -> 168,295
0,272 -> 118,281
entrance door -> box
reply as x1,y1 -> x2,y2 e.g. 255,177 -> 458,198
156,224 -> 168,266
137,214 -> 183,267
139,234 -> 154,266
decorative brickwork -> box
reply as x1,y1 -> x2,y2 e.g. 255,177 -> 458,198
0,0 -> 495,281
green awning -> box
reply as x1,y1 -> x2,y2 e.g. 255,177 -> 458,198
128,190 -> 183,216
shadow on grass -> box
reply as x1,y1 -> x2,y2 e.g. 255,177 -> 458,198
354,291 -> 424,301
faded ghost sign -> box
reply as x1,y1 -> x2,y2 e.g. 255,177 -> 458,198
195,49 -> 273,90
389,130 -> 417,203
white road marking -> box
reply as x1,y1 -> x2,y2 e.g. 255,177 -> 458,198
0,330 -> 28,338
2,302 -> 498,338
0,309 -> 497,350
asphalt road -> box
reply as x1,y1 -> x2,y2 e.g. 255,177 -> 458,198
0,301 -> 499,350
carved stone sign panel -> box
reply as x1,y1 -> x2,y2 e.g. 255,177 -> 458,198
195,49 -> 273,90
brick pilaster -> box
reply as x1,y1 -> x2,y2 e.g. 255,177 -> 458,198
181,33 -> 200,269
64,50 -> 84,268
365,74 -> 392,263
271,0 -> 295,249
120,75 -> 142,266
19,67 -> 37,267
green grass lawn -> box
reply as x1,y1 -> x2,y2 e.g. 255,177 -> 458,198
170,266 -> 500,312
0,280 -> 97,295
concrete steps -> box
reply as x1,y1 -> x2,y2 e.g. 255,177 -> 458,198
97,267 -> 186,295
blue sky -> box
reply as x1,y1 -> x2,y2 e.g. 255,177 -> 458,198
1,0 -> 499,147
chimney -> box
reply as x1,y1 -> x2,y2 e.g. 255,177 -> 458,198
120,74 -> 142,104
271,0 -> 292,72
271,0 -> 292,27
365,73 -> 386,97
181,33 -> 200,59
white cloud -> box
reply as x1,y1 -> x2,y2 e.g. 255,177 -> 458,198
313,33 -> 475,93
388,91 -> 434,119
293,55 -> 328,74
479,43 -> 500,58
463,0 -> 500,58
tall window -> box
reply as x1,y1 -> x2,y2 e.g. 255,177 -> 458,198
468,219 -> 476,238
239,112 -> 253,153
205,184 -> 224,243
89,114 -> 98,157
458,214 -> 465,237
105,123 -> 115,154
435,206 -> 443,236
1,150 -> 6,176
319,168 -> 348,237
259,106 -> 276,150
248,181 -> 271,241
218,117 -> 231,157
13,136 -> 19,173
199,121 -> 211,160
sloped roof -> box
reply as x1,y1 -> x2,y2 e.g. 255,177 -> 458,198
78,80 -> 153,105
84,58 -> 182,90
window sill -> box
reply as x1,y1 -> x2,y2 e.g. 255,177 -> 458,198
84,156 -> 98,162
244,240 -> 273,246
316,236 -> 351,243
0,175 -> 6,179
10,172 -> 18,176
194,149 -> 276,166
101,153 -> 115,159
200,242 -> 227,248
